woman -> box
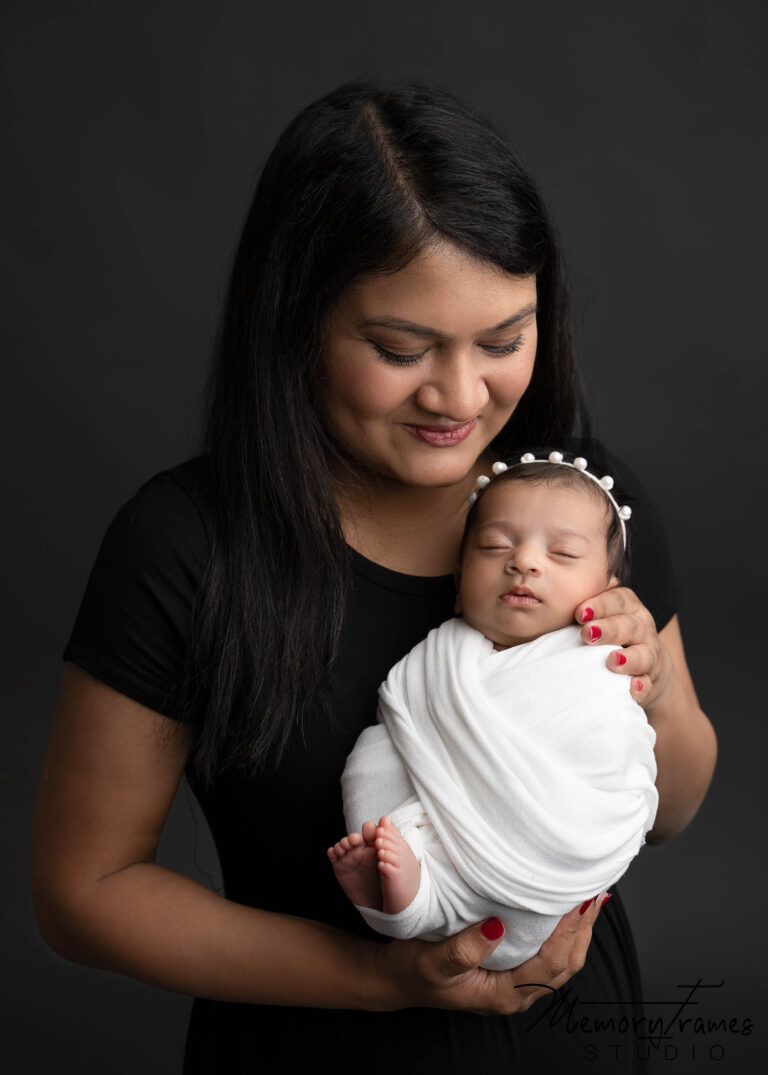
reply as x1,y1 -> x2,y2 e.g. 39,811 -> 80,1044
31,81 -> 716,1073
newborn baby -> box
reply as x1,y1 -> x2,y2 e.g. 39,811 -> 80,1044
328,451 -> 658,969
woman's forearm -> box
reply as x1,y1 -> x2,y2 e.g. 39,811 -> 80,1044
644,620 -> 717,844
39,861 -> 393,1010
37,860 -> 605,1017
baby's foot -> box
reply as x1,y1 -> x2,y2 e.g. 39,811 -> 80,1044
375,815 -> 421,915
327,821 -> 382,910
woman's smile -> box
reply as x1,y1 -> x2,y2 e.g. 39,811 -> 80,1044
402,418 -> 477,446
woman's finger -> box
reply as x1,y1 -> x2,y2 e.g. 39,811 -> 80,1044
629,675 -> 653,705
576,586 -> 638,623
607,642 -> 655,677
422,916 -> 507,985
605,643 -> 661,706
534,894 -> 599,975
578,588 -> 655,628
579,611 -> 650,649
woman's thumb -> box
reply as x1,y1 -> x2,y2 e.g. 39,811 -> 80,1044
429,918 -> 506,979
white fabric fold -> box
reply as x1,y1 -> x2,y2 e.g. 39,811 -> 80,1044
341,619 -> 658,969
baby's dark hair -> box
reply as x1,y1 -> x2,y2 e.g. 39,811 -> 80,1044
460,456 -> 629,583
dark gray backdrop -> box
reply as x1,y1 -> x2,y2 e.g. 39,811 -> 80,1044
3,1 -> 765,1072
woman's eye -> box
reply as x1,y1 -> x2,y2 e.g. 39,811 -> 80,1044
370,342 -> 426,366
481,334 -> 524,357
371,335 -> 525,364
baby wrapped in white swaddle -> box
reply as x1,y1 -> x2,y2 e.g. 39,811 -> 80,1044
329,452 -> 659,969
342,617 -> 657,969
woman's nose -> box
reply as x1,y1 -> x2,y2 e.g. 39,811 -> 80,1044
415,350 -> 490,420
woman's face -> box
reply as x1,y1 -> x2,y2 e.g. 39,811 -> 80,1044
317,241 -> 538,489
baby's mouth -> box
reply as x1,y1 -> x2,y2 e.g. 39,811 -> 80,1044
500,586 -> 541,605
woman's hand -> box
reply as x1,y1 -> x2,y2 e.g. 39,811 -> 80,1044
575,586 -> 671,706
374,896 -> 607,1015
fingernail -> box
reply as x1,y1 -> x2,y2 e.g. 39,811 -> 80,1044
581,607 -> 595,623
578,896 -> 599,915
601,894 -> 613,908
615,651 -> 627,666
634,679 -> 644,692
588,625 -> 602,642
481,917 -> 504,940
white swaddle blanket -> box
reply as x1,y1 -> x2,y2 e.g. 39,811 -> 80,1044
341,618 -> 658,969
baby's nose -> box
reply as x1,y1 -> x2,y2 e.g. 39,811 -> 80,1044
506,546 -> 542,575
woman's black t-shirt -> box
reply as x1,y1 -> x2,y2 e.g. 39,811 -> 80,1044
63,443 -> 677,1075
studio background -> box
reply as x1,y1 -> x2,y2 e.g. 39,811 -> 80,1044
2,1 -> 765,1072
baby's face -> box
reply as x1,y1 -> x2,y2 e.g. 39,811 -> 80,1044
458,479 -> 617,650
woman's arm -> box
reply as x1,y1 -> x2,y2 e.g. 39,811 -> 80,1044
31,663 -> 604,1014
576,597 -> 717,844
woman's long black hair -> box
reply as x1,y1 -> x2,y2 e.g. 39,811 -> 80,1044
182,80 -> 590,786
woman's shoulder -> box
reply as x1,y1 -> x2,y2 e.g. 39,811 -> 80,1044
125,453 -> 213,532
62,455 -> 215,718
103,454 -> 214,570
70,453 -> 216,646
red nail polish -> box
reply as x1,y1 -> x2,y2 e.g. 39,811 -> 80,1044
588,624 -> 602,642
581,607 -> 595,623
615,652 -> 627,666
635,679 -> 644,692
578,899 -> 592,915
481,917 -> 504,940
601,894 -> 613,908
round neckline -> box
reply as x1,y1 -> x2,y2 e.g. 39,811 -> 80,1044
348,545 -> 456,596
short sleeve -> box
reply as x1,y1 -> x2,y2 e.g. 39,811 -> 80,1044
62,458 -> 212,720
570,439 -> 679,632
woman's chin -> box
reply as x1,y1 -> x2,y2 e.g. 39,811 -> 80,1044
396,459 -> 480,490
396,442 -> 494,488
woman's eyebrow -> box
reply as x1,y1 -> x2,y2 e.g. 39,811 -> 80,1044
360,303 -> 538,338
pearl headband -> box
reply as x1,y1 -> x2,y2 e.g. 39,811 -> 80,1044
467,450 -> 633,550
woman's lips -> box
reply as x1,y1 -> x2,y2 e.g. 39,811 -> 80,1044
403,419 -> 477,446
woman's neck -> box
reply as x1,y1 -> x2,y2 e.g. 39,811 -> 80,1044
334,453 -> 494,576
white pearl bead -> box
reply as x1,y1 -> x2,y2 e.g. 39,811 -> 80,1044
492,461 -> 508,474
476,475 -> 490,487
520,452 -> 535,464
573,457 -> 588,470
548,451 -> 564,464
619,505 -> 632,520
600,475 -> 614,490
